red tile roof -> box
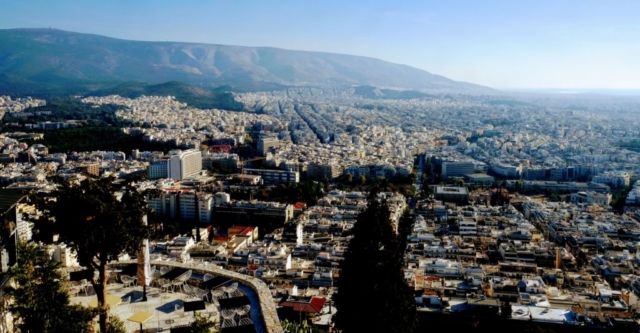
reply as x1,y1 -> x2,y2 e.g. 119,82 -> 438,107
279,297 -> 326,314
239,227 -> 255,236
293,202 -> 307,209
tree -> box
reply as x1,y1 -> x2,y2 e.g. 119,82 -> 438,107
397,210 -> 413,250
99,315 -> 126,333
6,242 -> 98,333
281,319 -> 321,333
31,176 -> 153,332
422,183 -> 434,198
334,189 -> 417,333
409,172 -> 418,183
424,157 -> 434,177
187,313 -> 218,333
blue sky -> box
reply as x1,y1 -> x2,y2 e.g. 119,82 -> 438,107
2,0 -> 639,89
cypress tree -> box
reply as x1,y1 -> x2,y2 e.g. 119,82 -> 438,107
334,189 -> 417,333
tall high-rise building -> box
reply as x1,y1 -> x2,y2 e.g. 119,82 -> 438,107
168,149 -> 202,181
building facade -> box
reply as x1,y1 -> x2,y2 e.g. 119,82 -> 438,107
168,149 -> 202,181
148,160 -> 169,180
258,137 -> 280,156
147,189 -> 213,223
592,172 -> 631,188
244,168 -> 299,184
214,199 -> 294,232
442,161 -> 475,177
307,162 -> 344,180
570,191 -> 612,206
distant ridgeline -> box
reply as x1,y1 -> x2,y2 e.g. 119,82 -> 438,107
0,28 -> 493,100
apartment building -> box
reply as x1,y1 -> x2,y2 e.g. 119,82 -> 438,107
459,216 -> 478,236
509,180 -> 610,193
52,243 -> 79,267
0,190 -> 28,276
243,168 -> 299,184
179,192 -> 211,223
247,245 -> 292,270
214,199 -> 294,232
258,137 -> 280,156
77,162 -> 100,177
307,162 -> 344,180
282,221 -> 304,245
147,189 -> 213,223
490,161 -> 523,178
148,160 -> 169,179
592,172 -> 631,188
202,153 -> 240,172
147,189 -> 180,220
570,191 -> 612,206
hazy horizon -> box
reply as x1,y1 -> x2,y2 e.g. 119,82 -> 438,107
2,0 -> 639,90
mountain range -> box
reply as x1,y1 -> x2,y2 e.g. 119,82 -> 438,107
0,28 -> 492,95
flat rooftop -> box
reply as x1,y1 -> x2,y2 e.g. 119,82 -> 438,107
435,186 -> 469,195
511,305 -> 576,324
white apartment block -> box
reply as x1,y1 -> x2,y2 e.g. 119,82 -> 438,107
570,191 -> 612,206
198,193 -> 214,224
147,190 -> 180,219
179,192 -> 198,221
15,203 -> 33,242
459,217 -> 478,236
168,149 -> 202,181
592,172 -> 631,188
491,161 -> 523,178
149,189 -> 214,223
52,243 -> 79,267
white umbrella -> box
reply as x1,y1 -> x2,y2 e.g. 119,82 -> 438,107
137,215 -> 152,301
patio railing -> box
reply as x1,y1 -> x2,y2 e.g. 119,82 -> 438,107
112,259 -> 283,333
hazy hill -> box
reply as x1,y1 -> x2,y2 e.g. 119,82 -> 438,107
87,81 -> 243,110
0,28 -> 492,93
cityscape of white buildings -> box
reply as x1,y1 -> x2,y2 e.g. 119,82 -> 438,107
3,88 -> 640,330
0,96 -> 46,114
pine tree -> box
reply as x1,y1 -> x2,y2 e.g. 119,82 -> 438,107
334,189 -> 417,333
187,313 -> 218,333
397,210 -> 413,251
6,242 -> 98,333
30,176 -> 153,332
